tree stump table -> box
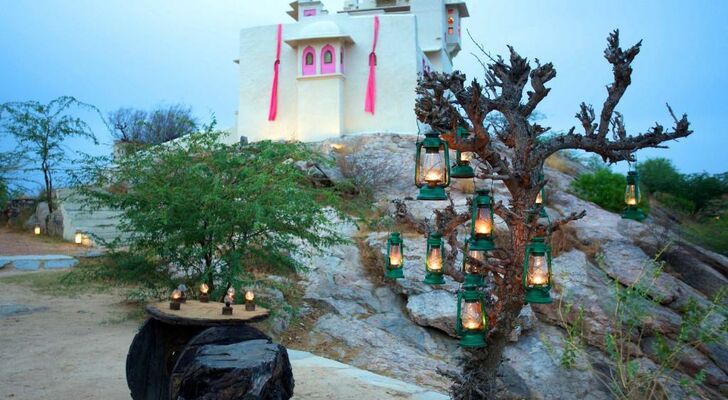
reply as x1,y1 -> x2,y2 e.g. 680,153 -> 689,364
126,300 -> 293,400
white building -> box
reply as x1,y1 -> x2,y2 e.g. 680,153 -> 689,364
231,0 -> 469,144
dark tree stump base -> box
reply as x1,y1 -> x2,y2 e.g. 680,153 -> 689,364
170,326 -> 294,400
126,303 -> 290,400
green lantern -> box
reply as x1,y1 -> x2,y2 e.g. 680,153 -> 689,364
456,288 -> 487,347
534,172 -> 548,218
470,189 -> 495,251
423,232 -> 446,285
462,239 -> 485,287
451,127 -> 475,179
385,232 -> 405,279
415,132 -> 451,201
523,237 -> 553,304
622,171 -> 646,221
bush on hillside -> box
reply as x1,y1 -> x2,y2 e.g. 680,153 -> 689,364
571,169 -> 632,213
637,158 -> 682,195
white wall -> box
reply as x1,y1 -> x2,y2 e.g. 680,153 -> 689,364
234,13 -> 421,144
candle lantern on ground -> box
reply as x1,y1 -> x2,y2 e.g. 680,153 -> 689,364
169,289 -> 182,310
74,230 -> 83,245
462,239 -> 486,287
523,237 -> 553,304
245,290 -> 256,311
385,232 -> 404,279
451,127 -> 475,179
199,283 -> 209,303
222,287 -> 235,315
415,132 -> 450,201
534,173 -> 548,218
622,171 -> 646,221
34,224 -> 41,235
456,289 -> 487,348
423,232 -> 445,285
470,189 -> 495,251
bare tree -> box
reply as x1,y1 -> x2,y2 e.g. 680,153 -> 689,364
413,30 -> 692,398
108,104 -> 198,145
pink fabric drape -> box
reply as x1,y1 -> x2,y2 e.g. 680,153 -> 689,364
268,24 -> 282,121
364,16 -> 380,115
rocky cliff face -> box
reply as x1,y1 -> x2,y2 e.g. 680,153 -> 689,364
288,133 -> 727,399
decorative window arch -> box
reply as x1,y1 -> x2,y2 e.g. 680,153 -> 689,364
302,46 -> 316,76
321,44 -> 336,74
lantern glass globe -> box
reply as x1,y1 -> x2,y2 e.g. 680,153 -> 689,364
625,184 -> 639,206
420,150 -> 446,185
461,301 -> 484,330
389,244 -> 402,267
427,247 -> 443,271
464,249 -> 485,275
527,254 -> 549,286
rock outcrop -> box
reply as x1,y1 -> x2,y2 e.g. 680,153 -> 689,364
291,134 -> 727,399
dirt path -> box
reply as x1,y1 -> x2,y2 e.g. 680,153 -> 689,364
0,228 -> 85,256
0,277 -> 137,399
0,270 -> 447,400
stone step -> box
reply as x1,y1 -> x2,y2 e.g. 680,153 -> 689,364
288,350 -> 448,400
0,255 -> 79,270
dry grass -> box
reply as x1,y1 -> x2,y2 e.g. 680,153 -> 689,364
546,152 -> 579,175
551,224 -> 601,259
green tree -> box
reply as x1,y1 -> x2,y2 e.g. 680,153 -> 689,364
637,158 -> 683,195
0,96 -> 100,214
78,128 -> 348,295
571,169 -> 628,212
681,173 -> 728,212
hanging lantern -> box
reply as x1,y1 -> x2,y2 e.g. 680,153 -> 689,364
385,232 -> 404,279
74,230 -> 83,245
415,132 -> 450,200
622,171 -> 646,221
423,232 -> 445,285
456,288 -> 487,347
451,127 -> 475,179
34,224 -> 41,235
462,239 -> 485,287
470,189 -> 495,251
523,237 -> 553,304
534,172 -> 548,218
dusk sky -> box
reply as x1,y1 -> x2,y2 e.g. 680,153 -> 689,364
1,0 -> 726,191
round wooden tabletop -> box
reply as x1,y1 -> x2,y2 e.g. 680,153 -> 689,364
146,300 -> 269,326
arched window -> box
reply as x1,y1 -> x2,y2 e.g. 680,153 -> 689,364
321,44 -> 336,74
302,46 -> 316,76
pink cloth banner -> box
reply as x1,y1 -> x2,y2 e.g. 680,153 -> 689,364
268,24 -> 282,121
364,16 -> 379,115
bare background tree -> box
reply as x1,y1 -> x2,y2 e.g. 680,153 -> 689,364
412,30 -> 692,398
108,104 -> 198,145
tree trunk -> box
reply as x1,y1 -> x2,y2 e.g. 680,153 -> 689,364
42,164 -> 54,214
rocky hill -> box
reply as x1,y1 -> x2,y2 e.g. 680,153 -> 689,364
280,133 -> 727,399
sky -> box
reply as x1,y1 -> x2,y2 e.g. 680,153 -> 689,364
1,0 -> 727,191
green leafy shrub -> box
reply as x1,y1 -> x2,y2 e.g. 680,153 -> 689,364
637,158 -> 682,195
75,126 -> 349,294
653,192 -> 695,214
570,169 -> 628,212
